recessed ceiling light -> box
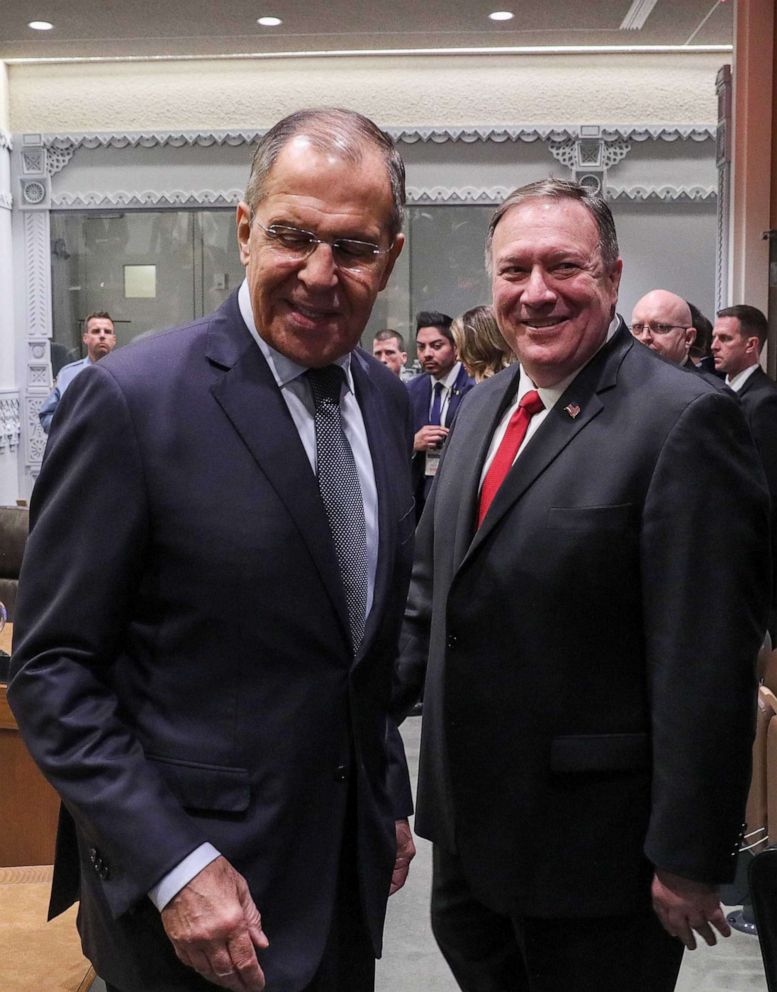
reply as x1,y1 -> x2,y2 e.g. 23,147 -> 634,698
28,20 -> 54,30
489,11 -> 514,21
257,16 -> 282,27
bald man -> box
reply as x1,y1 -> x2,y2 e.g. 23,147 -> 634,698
630,290 -> 697,367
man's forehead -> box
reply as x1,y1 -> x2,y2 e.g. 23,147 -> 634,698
494,197 -> 600,252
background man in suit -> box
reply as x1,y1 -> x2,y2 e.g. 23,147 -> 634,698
39,311 -> 117,433
10,107 -> 416,992
394,179 -> 769,992
407,311 -> 474,520
630,290 -> 697,367
372,328 -> 408,376
713,303 -> 777,636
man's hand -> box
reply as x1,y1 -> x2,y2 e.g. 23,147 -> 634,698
651,868 -> 731,950
414,425 -> 449,452
161,856 -> 269,991
390,818 -> 416,895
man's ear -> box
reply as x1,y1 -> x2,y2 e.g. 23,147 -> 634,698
377,233 -> 405,292
236,202 -> 252,267
685,326 -> 697,349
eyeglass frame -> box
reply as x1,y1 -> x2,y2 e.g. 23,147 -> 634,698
251,217 -> 395,270
630,321 -> 693,337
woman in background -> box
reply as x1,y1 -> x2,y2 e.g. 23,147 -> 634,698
451,304 -> 513,383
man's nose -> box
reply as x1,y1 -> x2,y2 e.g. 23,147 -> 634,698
298,242 -> 338,287
521,267 -> 555,305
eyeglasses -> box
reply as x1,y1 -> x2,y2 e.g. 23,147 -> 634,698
254,220 -> 392,271
630,322 -> 690,337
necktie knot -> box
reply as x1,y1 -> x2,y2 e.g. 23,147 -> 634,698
519,389 -> 544,417
307,365 -> 345,409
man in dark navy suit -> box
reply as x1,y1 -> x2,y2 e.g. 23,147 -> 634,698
407,310 -> 474,520
10,108 -> 416,992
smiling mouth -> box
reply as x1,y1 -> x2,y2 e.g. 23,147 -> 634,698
522,317 -> 565,330
289,300 -> 339,323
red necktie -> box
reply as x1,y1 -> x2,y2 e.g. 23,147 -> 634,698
477,389 -> 544,528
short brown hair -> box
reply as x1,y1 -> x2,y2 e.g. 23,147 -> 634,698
486,177 -> 619,273
717,305 -> 769,350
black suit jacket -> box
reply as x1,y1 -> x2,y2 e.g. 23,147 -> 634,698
9,292 -> 416,992
395,323 -> 769,918
739,366 -> 777,634
407,364 -> 475,518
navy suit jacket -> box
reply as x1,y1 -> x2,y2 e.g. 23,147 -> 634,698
10,291 -> 416,992
407,364 -> 475,518
395,322 -> 769,918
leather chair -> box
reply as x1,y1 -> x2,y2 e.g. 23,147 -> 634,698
750,848 -> 777,992
0,505 -> 29,622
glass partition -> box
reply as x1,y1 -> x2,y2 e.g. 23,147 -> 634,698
50,205 -> 495,361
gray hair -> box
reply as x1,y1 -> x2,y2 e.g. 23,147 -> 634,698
245,107 -> 406,240
485,177 -> 619,273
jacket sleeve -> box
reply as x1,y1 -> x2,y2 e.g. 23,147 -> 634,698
641,388 -> 769,883
9,366 -> 209,918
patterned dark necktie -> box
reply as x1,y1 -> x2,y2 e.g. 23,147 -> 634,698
307,365 -> 369,652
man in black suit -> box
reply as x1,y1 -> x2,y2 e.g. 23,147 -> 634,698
630,289 -> 698,368
10,108 -> 416,992
713,303 -> 777,635
407,311 -> 474,520
394,179 -> 769,991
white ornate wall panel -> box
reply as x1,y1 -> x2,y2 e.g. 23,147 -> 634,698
8,53 -> 723,134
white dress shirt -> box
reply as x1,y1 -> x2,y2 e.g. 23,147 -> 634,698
480,317 -> 620,488
430,361 -> 463,426
726,363 -> 760,392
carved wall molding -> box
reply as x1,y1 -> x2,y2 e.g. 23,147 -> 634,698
0,393 -> 21,454
24,212 -> 51,338
607,184 -> 717,202
52,188 -> 245,208
50,183 -> 719,209
38,124 -> 715,160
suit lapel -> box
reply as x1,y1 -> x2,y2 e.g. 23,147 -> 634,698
351,355 -> 396,661
206,300 -> 351,645
464,324 -> 632,562
442,366 -> 522,570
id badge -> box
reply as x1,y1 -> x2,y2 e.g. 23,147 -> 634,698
425,449 -> 441,478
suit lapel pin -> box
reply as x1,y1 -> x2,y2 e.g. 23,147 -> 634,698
564,402 -> 581,420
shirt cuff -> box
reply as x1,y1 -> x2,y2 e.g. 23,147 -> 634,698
148,843 -> 221,911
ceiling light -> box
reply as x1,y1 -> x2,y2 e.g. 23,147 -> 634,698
257,16 -> 282,27
620,0 -> 659,30
489,11 -> 514,20
28,20 -> 54,30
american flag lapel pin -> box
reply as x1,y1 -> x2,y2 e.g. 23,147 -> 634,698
564,402 -> 581,420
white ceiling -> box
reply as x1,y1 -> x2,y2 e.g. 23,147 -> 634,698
0,0 -> 733,61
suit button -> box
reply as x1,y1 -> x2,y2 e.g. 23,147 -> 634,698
334,764 -> 348,783
447,634 -> 458,650
88,848 -> 97,865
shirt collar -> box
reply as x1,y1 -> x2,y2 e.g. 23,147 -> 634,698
238,278 -> 354,392
726,363 -> 760,392
434,361 -> 462,390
